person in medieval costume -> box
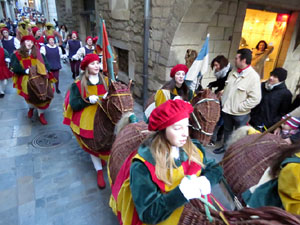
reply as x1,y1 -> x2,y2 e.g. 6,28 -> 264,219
16,21 -> 32,41
42,22 -> 62,46
0,46 -> 13,98
31,26 -> 45,49
63,53 -> 109,189
242,144 -> 300,215
144,64 -> 194,121
0,27 -> 20,56
109,99 -> 223,224
11,35 -> 54,125
71,36 -> 97,61
65,31 -> 82,79
40,35 -> 65,94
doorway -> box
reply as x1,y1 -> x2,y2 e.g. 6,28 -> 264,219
240,9 -> 289,80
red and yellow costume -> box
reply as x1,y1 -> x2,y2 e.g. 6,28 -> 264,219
11,50 -> 53,109
109,145 -> 222,225
63,78 -> 109,160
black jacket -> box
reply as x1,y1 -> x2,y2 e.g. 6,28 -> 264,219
250,82 -> 292,129
207,68 -> 231,94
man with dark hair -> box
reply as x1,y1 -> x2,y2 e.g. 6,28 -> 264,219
214,48 -> 261,154
250,67 -> 292,131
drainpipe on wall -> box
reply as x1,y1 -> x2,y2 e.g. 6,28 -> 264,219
142,0 -> 150,108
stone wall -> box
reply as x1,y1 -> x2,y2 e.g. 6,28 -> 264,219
55,0 -> 300,99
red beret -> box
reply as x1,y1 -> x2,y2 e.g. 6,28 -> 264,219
32,27 -> 39,35
47,35 -> 55,41
21,35 -> 36,43
148,99 -> 194,131
80,53 -> 100,70
0,27 -> 9,34
170,64 -> 189,78
92,36 -> 98,44
71,31 -> 78,37
85,36 -> 92,42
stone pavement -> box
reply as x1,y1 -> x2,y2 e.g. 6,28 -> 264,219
0,62 -> 233,225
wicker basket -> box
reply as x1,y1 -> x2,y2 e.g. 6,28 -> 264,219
190,89 -> 220,146
109,121 -> 151,184
179,199 -> 300,225
221,133 -> 287,201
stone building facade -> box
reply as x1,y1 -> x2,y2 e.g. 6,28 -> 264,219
56,0 -> 300,100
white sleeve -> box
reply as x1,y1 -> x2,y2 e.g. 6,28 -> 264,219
40,46 -> 46,56
65,42 -> 69,56
58,46 -> 62,56
72,47 -> 84,60
14,38 -> 20,49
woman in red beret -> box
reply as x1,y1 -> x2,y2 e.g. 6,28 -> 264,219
110,99 -> 223,224
11,35 -> 53,125
71,36 -> 96,61
154,64 -> 194,107
63,53 -> 108,189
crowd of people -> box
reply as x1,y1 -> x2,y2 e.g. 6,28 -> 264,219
0,11 -> 300,224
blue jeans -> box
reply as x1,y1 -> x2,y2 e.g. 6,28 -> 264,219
222,112 -> 250,148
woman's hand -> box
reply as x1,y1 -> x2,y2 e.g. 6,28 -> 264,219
88,95 -> 99,104
274,127 -> 281,136
179,175 -> 202,200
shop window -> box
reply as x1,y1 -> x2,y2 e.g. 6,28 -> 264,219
240,9 -> 289,80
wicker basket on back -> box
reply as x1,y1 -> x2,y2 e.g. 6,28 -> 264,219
178,200 -> 300,224
221,133 -> 287,201
190,89 -> 220,146
80,81 -> 134,154
109,121 -> 151,184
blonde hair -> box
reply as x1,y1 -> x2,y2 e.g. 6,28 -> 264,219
79,69 -> 90,101
149,131 -> 204,186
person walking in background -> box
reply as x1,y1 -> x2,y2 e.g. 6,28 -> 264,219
207,55 -> 232,146
11,35 -> 54,125
250,67 -> 292,131
43,22 -> 62,46
213,48 -> 261,154
59,24 -> 68,56
65,31 -> 82,79
71,36 -> 96,61
32,26 -> 45,49
251,40 -> 274,79
16,21 -> 32,41
40,35 -> 65,94
0,27 -> 20,56
0,46 -> 12,98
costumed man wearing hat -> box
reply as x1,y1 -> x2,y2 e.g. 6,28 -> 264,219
65,31 -> 82,79
43,22 -> 62,46
0,27 -> 20,56
250,67 -> 292,131
144,64 -> 194,121
71,36 -> 97,61
11,35 -> 55,125
16,21 -> 32,41
109,99 -> 223,225
32,27 -> 45,49
63,53 -> 109,188
0,45 -> 13,98
40,35 -> 65,94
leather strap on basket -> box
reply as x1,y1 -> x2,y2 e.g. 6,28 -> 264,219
190,98 -> 220,136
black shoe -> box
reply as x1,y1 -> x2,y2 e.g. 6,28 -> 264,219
213,146 -> 226,154
72,74 -> 75,79
56,89 -> 61,94
0,93 -> 4,98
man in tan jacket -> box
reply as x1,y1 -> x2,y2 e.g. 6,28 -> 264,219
214,48 -> 261,154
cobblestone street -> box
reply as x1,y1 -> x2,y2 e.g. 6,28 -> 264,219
0,63 -> 232,225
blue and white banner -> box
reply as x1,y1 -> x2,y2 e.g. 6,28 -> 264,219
185,34 -> 210,91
